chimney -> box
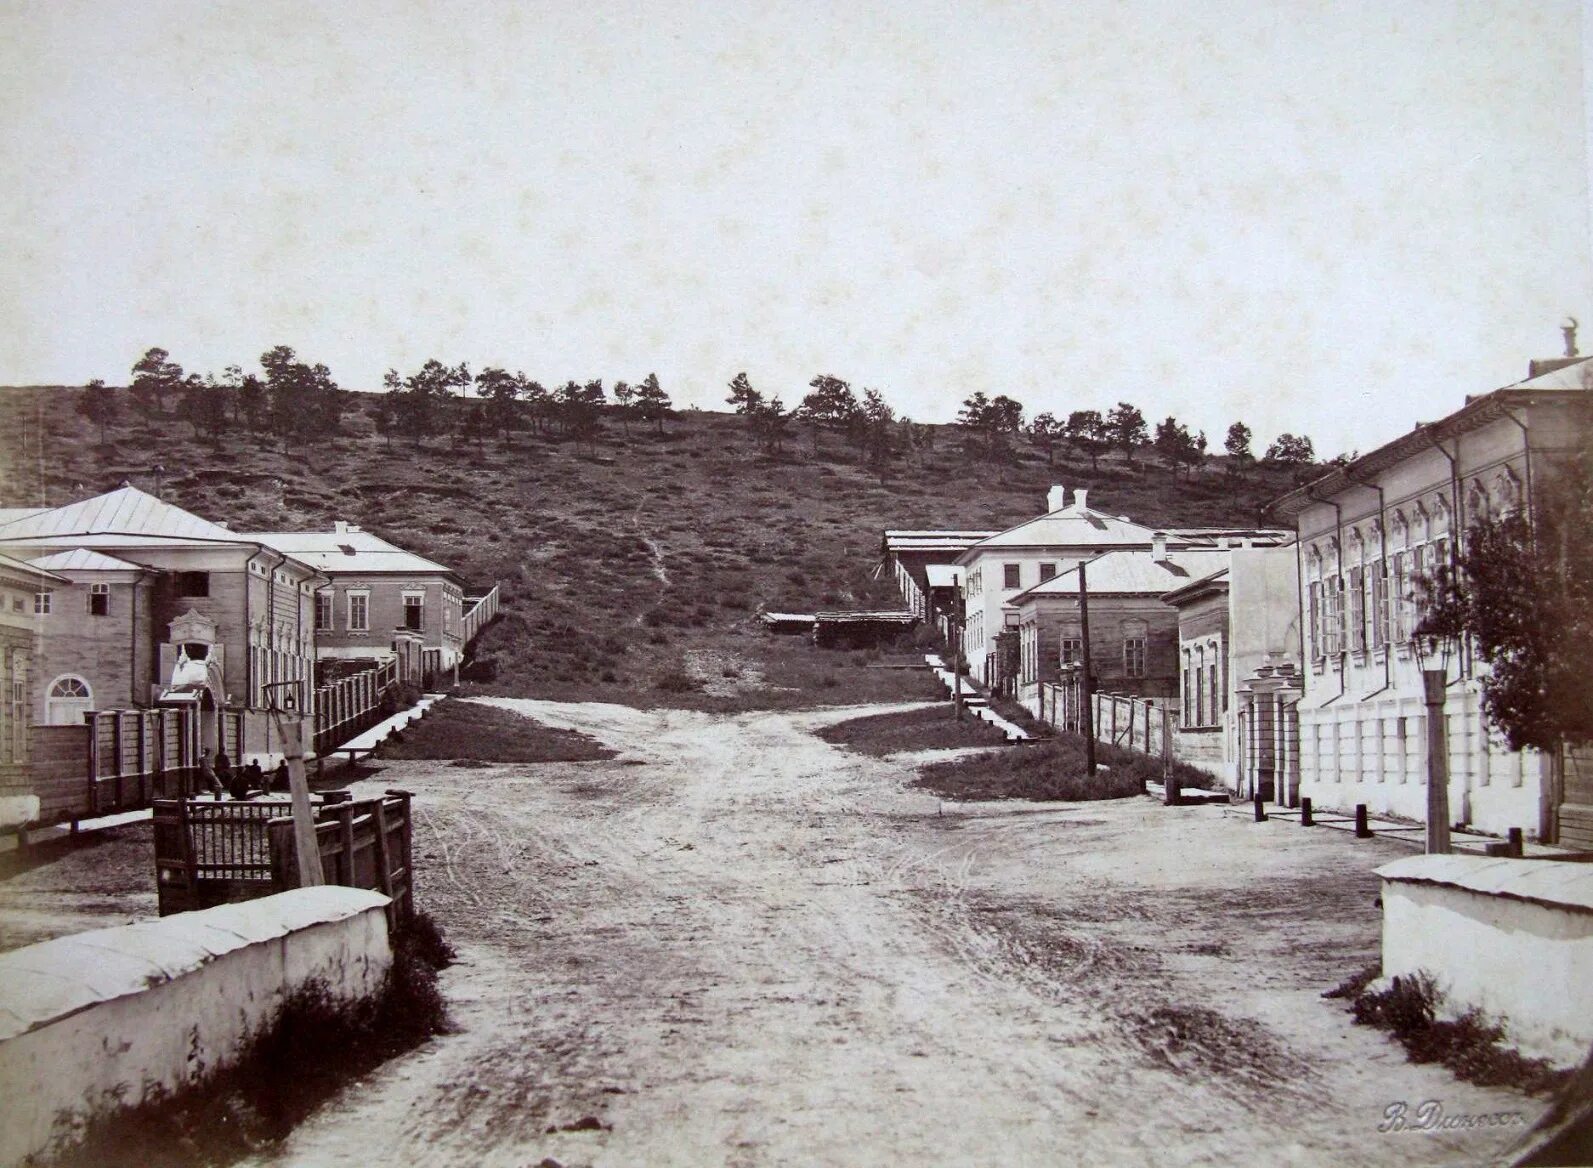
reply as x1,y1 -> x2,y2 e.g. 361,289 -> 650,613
1046,485 -> 1067,513
1073,489 -> 1089,512
1152,532 -> 1168,562
334,520 -> 348,535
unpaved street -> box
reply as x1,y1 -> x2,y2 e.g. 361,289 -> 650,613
250,699 -> 1544,1167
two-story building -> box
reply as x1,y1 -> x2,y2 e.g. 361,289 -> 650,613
955,487 -> 1172,684
1009,537 -> 1233,714
954,485 -> 1289,687
0,551 -> 65,828
1161,545 -> 1301,791
0,486 -> 325,752
244,523 -> 465,686
1270,356 -> 1591,842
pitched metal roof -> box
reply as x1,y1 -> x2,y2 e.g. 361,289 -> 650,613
1011,549 -> 1234,603
0,508 -> 45,527
956,503 -> 1163,559
0,486 -> 243,543
1272,372 -> 1592,518
882,530 -> 999,553
26,548 -> 148,573
925,564 -> 964,588
242,527 -> 456,578
1161,566 -> 1231,607
0,550 -> 64,585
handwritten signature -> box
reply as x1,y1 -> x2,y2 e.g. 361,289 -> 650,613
1379,1100 -> 1527,1134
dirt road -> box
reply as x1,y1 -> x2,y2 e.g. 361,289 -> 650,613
249,699 -> 1543,1167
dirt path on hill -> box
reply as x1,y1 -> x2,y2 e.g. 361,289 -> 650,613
244,699 -> 1545,1168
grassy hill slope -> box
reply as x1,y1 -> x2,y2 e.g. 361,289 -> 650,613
0,387 -> 1303,705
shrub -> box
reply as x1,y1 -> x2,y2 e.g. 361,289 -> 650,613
1344,969 -> 1571,1094
654,672 -> 698,693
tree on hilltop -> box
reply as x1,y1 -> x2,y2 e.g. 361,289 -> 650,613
1106,401 -> 1148,464
76,379 -> 118,445
798,374 -> 860,454
383,358 -> 464,447
130,347 -> 185,421
1029,412 -> 1063,466
860,388 -> 897,480
1224,421 -> 1253,477
1064,409 -> 1110,471
475,366 -> 522,446
612,380 -> 635,434
633,373 -> 672,434
727,371 -> 762,414
261,345 -> 342,445
1265,432 -> 1315,470
1153,416 -> 1206,479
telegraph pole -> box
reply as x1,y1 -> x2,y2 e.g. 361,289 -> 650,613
952,581 -> 966,721
1079,560 -> 1095,775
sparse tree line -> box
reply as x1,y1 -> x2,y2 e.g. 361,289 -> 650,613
77,346 -> 345,446
77,348 -> 675,454
722,373 -> 1317,480
78,350 -> 1317,475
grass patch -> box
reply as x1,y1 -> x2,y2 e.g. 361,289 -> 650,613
45,912 -> 455,1167
816,704 -> 1009,756
373,698 -> 615,762
915,731 -> 1214,802
1340,969 -> 1572,1095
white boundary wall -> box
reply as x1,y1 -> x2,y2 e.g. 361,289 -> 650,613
0,886 -> 392,1166
1378,855 -> 1593,1066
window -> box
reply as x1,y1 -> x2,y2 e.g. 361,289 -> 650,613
89,583 -> 109,616
34,590 -> 52,614
1371,567 -> 1389,648
314,592 -> 334,632
348,592 -> 370,632
45,675 -> 93,724
1208,653 -> 1221,725
1003,564 -> 1021,590
175,571 -> 209,597
1060,637 -> 1082,665
1307,581 -> 1321,659
1348,567 -> 1365,652
403,593 -> 425,632
1039,563 -> 1057,582
1124,637 -> 1147,678
9,596 -> 21,612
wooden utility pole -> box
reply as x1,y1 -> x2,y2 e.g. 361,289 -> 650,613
952,581 -> 966,721
268,693 -> 325,887
1079,560 -> 1095,775
1422,669 -> 1451,854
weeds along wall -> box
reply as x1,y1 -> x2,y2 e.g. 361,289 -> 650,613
1378,855 -> 1593,1067
0,886 -> 392,1167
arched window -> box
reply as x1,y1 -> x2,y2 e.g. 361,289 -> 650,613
45,675 -> 93,725
1465,479 -> 1488,524
1492,468 -> 1522,515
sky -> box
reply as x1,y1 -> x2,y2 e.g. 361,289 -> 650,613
1,0 -> 1589,458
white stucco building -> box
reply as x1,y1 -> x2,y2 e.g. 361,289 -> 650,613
1271,357 -> 1592,843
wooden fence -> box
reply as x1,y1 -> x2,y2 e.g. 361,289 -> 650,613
312,659 -> 398,756
154,790 -> 414,929
462,583 -> 501,646
1035,682 -> 1174,756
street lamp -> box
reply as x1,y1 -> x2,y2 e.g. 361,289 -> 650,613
1413,628 -> 1454,854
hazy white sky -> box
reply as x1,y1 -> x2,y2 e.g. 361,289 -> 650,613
2,0 -> 1589,456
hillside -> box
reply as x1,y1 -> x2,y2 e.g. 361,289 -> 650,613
0,387 -> 1305,705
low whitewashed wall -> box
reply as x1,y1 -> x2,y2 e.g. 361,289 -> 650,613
0,886 -> 392,1167
1378,855 -> 1593,1066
